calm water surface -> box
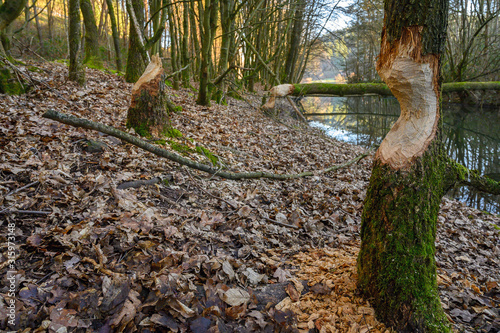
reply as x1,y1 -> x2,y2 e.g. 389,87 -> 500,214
300,96 -> 500,214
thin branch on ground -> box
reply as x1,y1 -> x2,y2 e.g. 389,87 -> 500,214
5,181 -> 40,197
117,177 -> 164,190
262,216 -> 300,229
0,209 -> 52,215
43,110 -> 371,181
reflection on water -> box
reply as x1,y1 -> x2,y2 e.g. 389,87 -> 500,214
300,96 -> 500,214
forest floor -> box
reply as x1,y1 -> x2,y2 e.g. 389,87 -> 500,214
0,61 -> 499,333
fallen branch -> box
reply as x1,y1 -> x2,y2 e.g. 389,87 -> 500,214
262,81 -> 500,109
262,216 -> 300,229
5,181 -> 40,197
117,177 -> 163,190
286,96 -> 308,123
0,209 -> 52,215
42,110 -> 371,180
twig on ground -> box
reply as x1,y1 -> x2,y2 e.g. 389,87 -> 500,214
0,210 -> 51,215
12,36 -> 50,63
5,181 -> 40,197
262,216 -> 300,229
82,257 -> 125,278
117,177 -> 164,190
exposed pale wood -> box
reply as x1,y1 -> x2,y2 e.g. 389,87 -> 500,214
376,59 -> 438,169
262,84 -> 294,109
131,54 -> 163,95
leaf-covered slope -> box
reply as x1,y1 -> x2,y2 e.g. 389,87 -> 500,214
0,61 -> 498,332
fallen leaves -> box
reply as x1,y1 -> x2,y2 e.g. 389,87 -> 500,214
0,61 -> 498,332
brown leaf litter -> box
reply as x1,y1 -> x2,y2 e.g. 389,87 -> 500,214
0,61 -> 498,332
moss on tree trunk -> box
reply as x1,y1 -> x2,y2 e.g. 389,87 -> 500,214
0,64 -> 25,94
80,0 -> 100,66
68,0 -> 85,86
124,0 -> 145,83
357,0 -> 452,331
358,138 -> 450,331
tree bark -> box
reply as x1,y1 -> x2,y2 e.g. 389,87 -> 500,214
124,0 -> 146,82
357,0 -> 452,331
126,55 -> 176,137
80,0 -> 100,65
104,0 -> 122,71
68,0 -> 86,86
282,0 -> 306,83
196,0 -> 218,106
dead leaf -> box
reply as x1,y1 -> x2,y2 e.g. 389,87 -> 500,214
222,288 -> 250,306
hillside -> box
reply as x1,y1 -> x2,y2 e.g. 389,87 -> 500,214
0,61 -> 499,332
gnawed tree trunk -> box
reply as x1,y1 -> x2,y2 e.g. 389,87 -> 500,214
262,82 -> 500,109
357,0 -> 452,331
127,55 -> 176,137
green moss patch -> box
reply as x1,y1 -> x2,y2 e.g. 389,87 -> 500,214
196,145 -> 219,166
0,67 -> 25,95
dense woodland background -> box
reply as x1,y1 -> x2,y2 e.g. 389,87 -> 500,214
2,0 -> 499,92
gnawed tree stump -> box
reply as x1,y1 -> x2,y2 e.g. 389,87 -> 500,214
127,54 -> 176,137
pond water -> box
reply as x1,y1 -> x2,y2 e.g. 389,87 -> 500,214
299,95 -> 500,214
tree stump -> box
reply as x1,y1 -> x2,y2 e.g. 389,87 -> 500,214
126,54 -> 175,137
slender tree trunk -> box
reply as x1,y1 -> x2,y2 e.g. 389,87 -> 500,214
97,0 -> 106,36
282,0 -> 305,83
180,0 -> 190,87
165,0 -> 179,89
47,0 -> 54,39
196,0 -> 218,106
33,0 -> 43,48
125,0 -> 146,82
197,0 -> 210,104
189,0 -> 200,79
24,1 -> 31,31
105,0 -> 122,71
121,0 -> 127,48
357,0 -> 451,331
68,0 -> 86,86
80,0 -> 101,65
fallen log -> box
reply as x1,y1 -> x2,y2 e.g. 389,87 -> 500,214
262,81 -> 500,109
